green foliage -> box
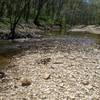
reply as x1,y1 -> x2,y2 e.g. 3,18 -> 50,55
0,0 -> 100,35
0,18 -> 10,30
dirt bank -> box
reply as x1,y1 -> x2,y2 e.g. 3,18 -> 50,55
69,25 -> 100,34
0,23 -> 44,39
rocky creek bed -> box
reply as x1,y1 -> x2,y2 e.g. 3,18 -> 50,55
0,36 -> 100,100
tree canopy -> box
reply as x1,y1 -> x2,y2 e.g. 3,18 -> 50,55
0,0 -> 100,39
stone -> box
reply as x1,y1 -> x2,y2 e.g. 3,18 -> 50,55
92,97 -> 99,100
43,73 -> 51,80
39,58 -> 51,65
0,72 -> 5,79
21,79 -> 31,87
39,94 -> 47,99
82,80 -> 89,86
60,83 -> 64,87
67,96 -> 75,100
14,85 -> 18,89
22,98 -> 27,100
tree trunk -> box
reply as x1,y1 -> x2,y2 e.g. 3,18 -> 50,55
9,26 -> 16,40
34,8 -> 41,26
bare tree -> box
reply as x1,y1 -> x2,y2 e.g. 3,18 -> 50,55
6,0 -> 31,40
34,0 -> 48,26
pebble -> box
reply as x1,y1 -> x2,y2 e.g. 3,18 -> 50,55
43,73 -> 51,80
0,72 -> 5,79
21,79 -> 31,87
92,97 -> 99,100
82,80 -> 89,86
39,94 -> 47,99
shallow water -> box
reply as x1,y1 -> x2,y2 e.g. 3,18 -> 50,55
44,30 -> 100,44
0,40 -> 22,70
0,32 -> 100,70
